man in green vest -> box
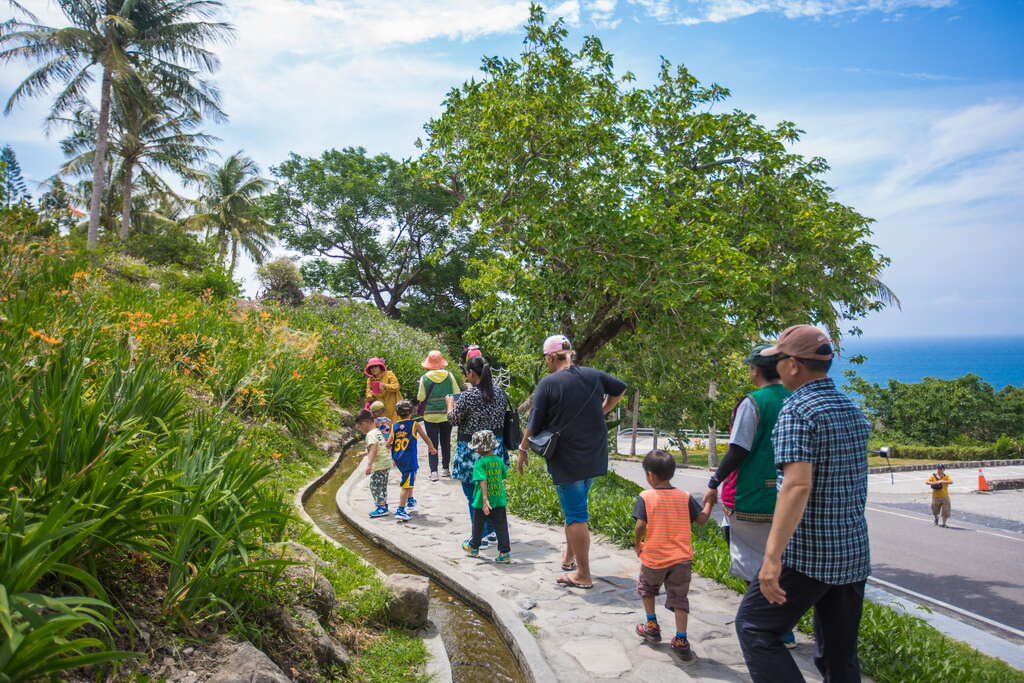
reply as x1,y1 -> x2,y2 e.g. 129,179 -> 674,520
703,344 -> 794,646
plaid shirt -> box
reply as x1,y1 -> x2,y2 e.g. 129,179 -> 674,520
773,377 -> 872,585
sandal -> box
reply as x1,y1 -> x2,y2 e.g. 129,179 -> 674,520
556,574 -> 593,589
561,559 -> 576,572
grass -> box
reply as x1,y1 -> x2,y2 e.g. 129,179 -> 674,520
505,459 -> 1024,683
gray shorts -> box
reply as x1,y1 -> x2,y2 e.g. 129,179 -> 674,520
637,561 -> 692,613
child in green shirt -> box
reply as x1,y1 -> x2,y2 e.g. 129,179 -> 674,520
461,430 -> 511,563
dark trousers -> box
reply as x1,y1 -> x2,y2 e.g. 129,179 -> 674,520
424,421 -> 452,472
460,480 -> 493,538
735,565 -> 865,683
470,506 -> 510,553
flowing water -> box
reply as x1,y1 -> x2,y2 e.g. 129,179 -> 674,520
302,452 -> 527,683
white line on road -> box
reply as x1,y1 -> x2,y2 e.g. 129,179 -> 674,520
866,506 -> 1024,542
867,577 -> 1024,640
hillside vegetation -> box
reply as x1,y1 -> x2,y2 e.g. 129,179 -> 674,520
0,222 -> 440,680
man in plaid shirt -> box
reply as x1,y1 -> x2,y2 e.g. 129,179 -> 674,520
734,325 -> 872,683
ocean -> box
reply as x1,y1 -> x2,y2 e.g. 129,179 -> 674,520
832,336 -> 1024,391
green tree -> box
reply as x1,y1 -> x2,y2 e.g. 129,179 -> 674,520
187,151 -> 274,275
53,75 -> 217,239
267,147 -> 467,319
0,144 -> 29,206
1,0 -> 232,248
421,6 -> 890,418
845,373 -> 1010,445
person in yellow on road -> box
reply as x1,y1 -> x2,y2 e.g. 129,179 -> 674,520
926,464 -> 953,527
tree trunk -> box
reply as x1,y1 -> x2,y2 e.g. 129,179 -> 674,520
708,425 -> 718,469
119,164 -> 133,241
87,65 -> 114,249
630,389 -> 639,457
229,240 -> 238,276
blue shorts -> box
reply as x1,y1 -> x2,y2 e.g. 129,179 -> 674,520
399,468 -> 416,489
555,478 -> 594,525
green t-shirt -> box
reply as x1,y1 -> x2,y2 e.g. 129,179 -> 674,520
471,455 -> 508,509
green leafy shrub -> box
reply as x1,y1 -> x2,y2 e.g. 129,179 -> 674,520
159,264 -> 240,299
125,227 -> 214,271
256,257 -> 304,305
887,443 -> 1023,461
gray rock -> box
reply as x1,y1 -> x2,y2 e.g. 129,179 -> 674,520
384,573 -> 430,629
281,560 -> 337,621
207,641 -> 290,683
275,541 -> 330,568
264,606 -> 351,671
518,609 -> 537,624
560,637 -> 632,677
517,597 -> 537,611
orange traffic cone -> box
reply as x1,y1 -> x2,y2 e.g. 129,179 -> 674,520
978,468 -> 990,492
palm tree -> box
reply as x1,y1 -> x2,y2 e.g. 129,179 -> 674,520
0,0 -> 232,249
187,152 -> 275,275
54,76 -> 218,239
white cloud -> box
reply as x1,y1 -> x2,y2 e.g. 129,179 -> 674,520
627,0 -> 955,25
587,0 -> 622,27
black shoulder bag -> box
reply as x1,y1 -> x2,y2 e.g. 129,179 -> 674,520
502,393 -> 523,451
528,373 -> 600,461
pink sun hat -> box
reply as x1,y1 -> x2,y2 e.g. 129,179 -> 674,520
421,350 -> 448,370
363,357 -> 387,376
542,334 -> 572,355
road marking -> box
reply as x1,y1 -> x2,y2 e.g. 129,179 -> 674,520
867,577 -> 1024,640
866,507 -> 1024,542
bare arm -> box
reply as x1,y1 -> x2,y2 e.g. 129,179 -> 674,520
602,392 -> 625,415
480,479 -> 491,514
759,461 -> 813,604
634,519 -> 647,556
694,501 -> 714,525
415,421 -> 436,453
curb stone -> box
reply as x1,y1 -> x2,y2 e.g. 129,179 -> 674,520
294,450 -> 454,683
336,464 -> 559,683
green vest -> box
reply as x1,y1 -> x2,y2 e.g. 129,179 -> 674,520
422,373 -> 455,419
734,383 -> 790,519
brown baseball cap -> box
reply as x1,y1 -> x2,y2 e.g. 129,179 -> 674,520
760,325 -> 834,361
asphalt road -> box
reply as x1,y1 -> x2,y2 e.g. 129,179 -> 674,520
609,460 -> 1024,638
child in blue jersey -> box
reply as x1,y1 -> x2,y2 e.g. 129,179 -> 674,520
388,400 -> 437,521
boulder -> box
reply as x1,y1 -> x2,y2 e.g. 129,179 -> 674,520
206,641 -> 290,683
281,561 -> 337,621
264,606 -> 351,670
275,541 -> 330,569
384,573 -> 430,629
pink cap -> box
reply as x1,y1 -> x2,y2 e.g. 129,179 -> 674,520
543,334 -> 572,355
465,345 -> 482,360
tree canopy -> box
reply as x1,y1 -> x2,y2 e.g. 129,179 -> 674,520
267,147 -> 469,321
420,5 -> 890,420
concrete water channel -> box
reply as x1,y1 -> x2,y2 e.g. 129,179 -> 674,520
302,450 -> 528,683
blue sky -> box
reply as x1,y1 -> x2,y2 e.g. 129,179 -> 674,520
3,0 -> 1023,338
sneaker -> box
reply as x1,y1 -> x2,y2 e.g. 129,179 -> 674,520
461,540 -> 479,557
495,553 -> 511,564
933,517 -> 939,525
478,538 -> 489,549
368,505 -> 389,518
671,636 -> 694,661
407,497 -> 417,510
782,631 -> 797,649
394,508 -> 412,522
940,522 -> 948,528
635,620 -> 662,643
430,471 -> 439,482
441,468 -> 451,478
486,532 -> 498,544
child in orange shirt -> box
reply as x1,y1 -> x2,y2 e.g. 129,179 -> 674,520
633,449 -> 713,661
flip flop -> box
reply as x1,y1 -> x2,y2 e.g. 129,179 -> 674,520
561,560 -> 577,572
556,574 -> 593,589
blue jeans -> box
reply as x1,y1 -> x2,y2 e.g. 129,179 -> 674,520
461,480 -> 493,538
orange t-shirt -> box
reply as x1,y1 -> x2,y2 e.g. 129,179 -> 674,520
634,488 -> 698,569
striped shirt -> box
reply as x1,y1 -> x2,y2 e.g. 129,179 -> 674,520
773,377 -> 872,585
632,488 -> 701,569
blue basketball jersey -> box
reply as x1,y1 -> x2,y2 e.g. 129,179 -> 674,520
390,419 -> 418,471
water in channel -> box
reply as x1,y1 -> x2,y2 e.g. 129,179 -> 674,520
302,451 -> 528,683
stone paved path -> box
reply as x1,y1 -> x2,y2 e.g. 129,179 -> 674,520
345,447 -> 826,682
